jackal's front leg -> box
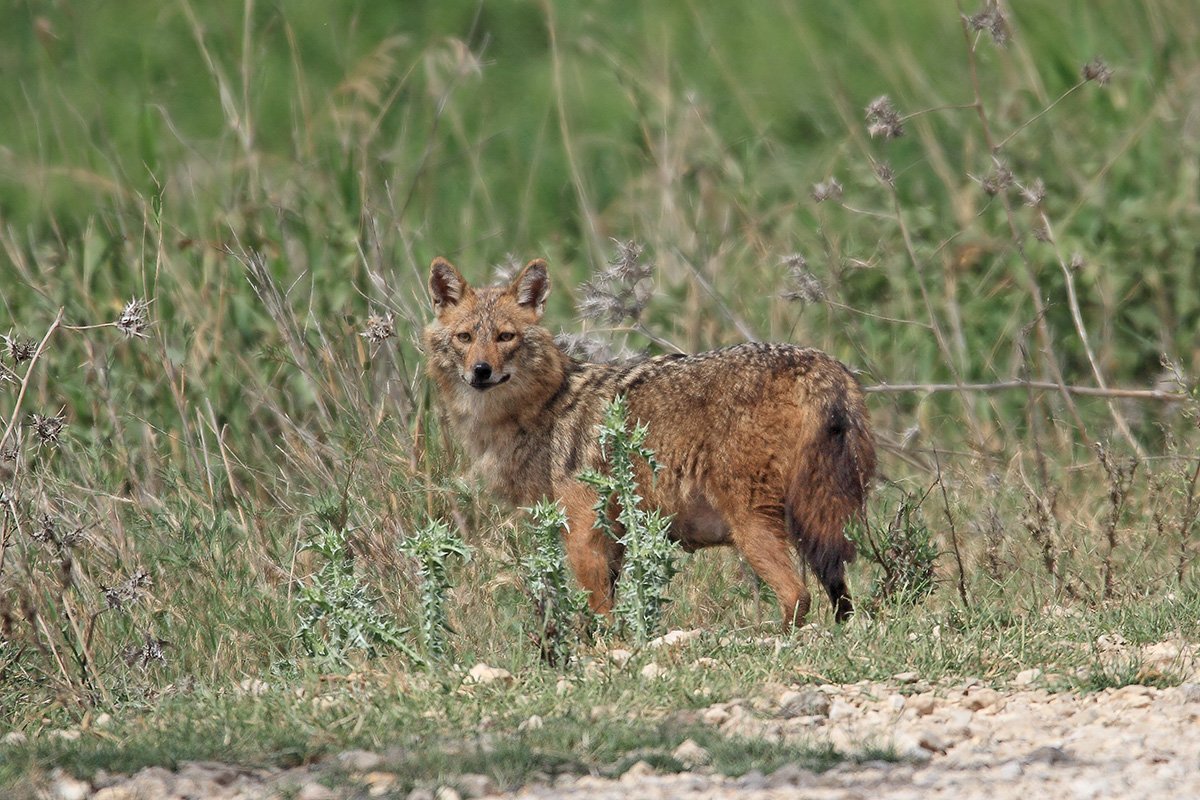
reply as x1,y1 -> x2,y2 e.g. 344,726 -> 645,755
559,484 -> 623,614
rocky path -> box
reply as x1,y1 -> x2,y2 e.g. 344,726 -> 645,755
39,637 -> 1200,800
44,679 -> 1200,800
511,680 -> 1200,800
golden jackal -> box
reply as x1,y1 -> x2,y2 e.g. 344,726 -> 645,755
423,257 -> 875,627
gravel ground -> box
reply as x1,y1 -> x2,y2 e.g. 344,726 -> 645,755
36,638 -> 1200,800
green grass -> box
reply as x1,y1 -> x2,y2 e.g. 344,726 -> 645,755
2,0 -> 1200,792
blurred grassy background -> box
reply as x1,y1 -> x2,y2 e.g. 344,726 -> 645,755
1,0 -> 1199,774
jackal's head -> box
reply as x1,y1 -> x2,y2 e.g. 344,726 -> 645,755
423,257 -> 556,396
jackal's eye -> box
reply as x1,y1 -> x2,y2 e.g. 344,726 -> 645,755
455,331 -> 472,344
496,331 -> 516,343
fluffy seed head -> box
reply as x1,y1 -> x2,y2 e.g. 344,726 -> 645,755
966,2 -> 1010,46
1082,57 -> 1113,86
780,254 -> 826,306
982,163 -> 1014,196
1020,178 -> 1047,207
811,178 -> 844,203
578,240 -> 654,325
865,95 -> 904,140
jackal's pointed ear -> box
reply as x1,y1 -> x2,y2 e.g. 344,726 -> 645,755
510,258 -> 550,318
429,257 -> 470,313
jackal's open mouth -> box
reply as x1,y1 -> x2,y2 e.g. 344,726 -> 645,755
467,374 -> 511,391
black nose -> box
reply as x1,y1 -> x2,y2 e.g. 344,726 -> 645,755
472,362 -> 493,382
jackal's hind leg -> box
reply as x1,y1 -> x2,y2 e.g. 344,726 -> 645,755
731,515 -> 812,630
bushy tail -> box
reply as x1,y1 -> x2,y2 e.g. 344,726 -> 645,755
785,387 -> 876,622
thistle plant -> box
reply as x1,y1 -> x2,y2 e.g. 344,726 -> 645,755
398,519 -> 471,660
522,499 -> 592,666
580,396 -> 678,644
296,521 -> 417,664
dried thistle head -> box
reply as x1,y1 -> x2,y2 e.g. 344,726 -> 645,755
115,298 -> 150,339
554,331 -> 616,362
32,512 -> 56,544
811,178 -> 844,204
607,240 -> 651,283
982,162 -> 1014,196
1,439 -> 17,462
873,161 -> 896,186
1031,217 -> 1051,242
1020,178 -> 1046,208
103,567 -> 152,610
58,526 -> 85,550
29,411 -> 66,447
1082,57 -> 1113,86
360,311 -> 396,344
577,240 -> 655,325
780,254 -> 826,306
966,1 -> 1010,46
3,334 -> 37,364
865,95 -> 904,140
123,631 -> 170,669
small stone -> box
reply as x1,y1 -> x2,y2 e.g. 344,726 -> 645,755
518,714 -> 544,732
1024,745 -> 1071,765
92,788 -> 137,800
907,694 -> 936,716
640,662 -> 665,680
964,687 -> 1001,711
407,789 -> 435,800
766,762 -> 813,788
887,693 -> 906,711
2,731 -> 27,746
995,761 -> 1023,780
1176,683 -> 1200,703
828,699 -> 857,721
778,689 -> 831,718
434,787 -> 462,800
556,677 -> 570,696
466,663 -> 514,686
49,728 -> 82,742
298,783 -> 338,800
735,769 -> 767,790
894,671 -> 921,684
457,773 -> 497,798
1014,668 -> 1042,687
238,678 -> 271,696
338,749 -> 384,772
621,760 -> 655,780
607,649 -> 633,667
917,729 -> 948,753
893,733 -> 934,763
672,738 -> 711,768
702,706 -> 730,726
93,712 -> 113,729
363,772 -> 398,797
649,629 -> 703,648
51,775 -> 90,800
